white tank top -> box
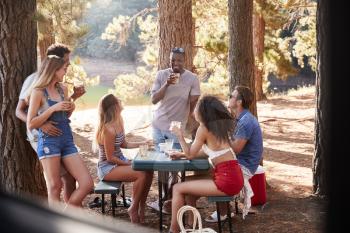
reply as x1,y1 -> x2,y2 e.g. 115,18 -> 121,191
202,144 -> 236,160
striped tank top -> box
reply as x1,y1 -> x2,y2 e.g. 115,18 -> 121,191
98,132 -> 128,164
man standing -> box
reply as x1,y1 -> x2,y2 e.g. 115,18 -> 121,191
15,43 -> 86,203
149,47 -> 200,212
206,85 -> 263,221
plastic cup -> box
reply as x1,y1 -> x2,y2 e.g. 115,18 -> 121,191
165,139 -> 174,151
159,143 -> 167,153
170,121 -> 181,131
173,73 -> 180,84
139,144 -> 149,157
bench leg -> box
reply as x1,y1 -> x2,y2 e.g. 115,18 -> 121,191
111,193 -> 116,217
227,201 -> 233,233
216,202 -> 222,233
122,184 -> 127,207
101,194 -> 105,214
235,198 -> 239,215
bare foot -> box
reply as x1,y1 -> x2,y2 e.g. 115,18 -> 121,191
128,207 -> 140,223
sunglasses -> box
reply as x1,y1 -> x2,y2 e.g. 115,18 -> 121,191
171,47 -> 185,53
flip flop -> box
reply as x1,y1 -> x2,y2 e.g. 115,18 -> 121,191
88,197 -> 106,208
88,197 -> 101,208
116,198 -> 131,207
147,200 -> 171,214
204,211 -> 234,223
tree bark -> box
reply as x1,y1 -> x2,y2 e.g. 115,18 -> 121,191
312,0 -> 330,197
38,17 -> 55,61
0,0 -> 47,196
253,5 -> 266,101
228,0 -> 257,117
158,0 -> 194,71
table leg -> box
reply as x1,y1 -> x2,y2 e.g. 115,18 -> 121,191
180,171 -> 186,227
158,177 -> 163,232
181,171 -> 186,182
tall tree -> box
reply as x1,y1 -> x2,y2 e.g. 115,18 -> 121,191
228,0 -> 257,116
253,0 -> 266,101
158,0 -> 194,70
0,0 -> 46,196
38,17 -> 55,60
312,0 -> 330,197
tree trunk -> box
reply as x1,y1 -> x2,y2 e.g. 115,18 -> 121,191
253,5 -> 265,101
0,0 -> 47,196
38,18 -> 55,61
191,0 -> 197,73
228,0 -> 257,117
312,0 -> 330,197
158,0 -> 194,71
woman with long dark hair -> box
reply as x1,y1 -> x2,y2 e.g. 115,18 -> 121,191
168,95 -> 244,233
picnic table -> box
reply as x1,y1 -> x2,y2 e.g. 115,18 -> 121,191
132,150 -> 210,232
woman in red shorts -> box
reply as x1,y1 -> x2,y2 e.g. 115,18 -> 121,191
168,95 -> 244,233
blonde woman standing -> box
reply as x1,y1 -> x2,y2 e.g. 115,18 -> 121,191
95,94 -> 153,223
27,55 -> 93,207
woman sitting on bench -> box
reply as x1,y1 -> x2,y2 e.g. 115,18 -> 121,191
168,95 -> 244,233
94,94 -> 153,223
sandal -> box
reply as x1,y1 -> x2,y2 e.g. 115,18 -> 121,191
88,197 -> 106,208
116,198 -> 131,207
204,211 -> 234,223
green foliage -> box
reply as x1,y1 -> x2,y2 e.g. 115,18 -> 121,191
137,15 -> 159,66
103,0 -> 316,101
37,0 -> 90,48
37,1 -> 100,94
74,85 -> 110,110
264,30 -> 298,79
192,0 -> 229,97
291,4 -> 316,71
111,66 -> 156,103
75,0 -> 156,61
107,12 -> 158,102
64,56 -> 100,95
101,15 -> 133,47
255,0 -> 316,83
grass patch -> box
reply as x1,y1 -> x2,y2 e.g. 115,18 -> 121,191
75,85 -> 151,110
75,85 -> 109,110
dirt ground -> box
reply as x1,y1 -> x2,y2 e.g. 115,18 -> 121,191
70,86 -> 326,233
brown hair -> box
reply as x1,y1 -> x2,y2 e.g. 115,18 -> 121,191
234,86 -> 253,109
94,94 -> 123,146
46,43 -> 71,58
197,95 -> 235,143
25,55 -> 65,102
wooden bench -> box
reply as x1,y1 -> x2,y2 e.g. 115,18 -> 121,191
94,181 -> 127,216
207,195 -> 239,233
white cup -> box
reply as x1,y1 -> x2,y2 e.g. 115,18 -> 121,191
173,73 -> 180,84
165,139 -> 174,151
170,121 -> 181,131
159,143 -> 167,153
139,144 -> 149,157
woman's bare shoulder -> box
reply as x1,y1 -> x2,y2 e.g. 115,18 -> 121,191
31,88 -> 45,98
197,124 -> 209,134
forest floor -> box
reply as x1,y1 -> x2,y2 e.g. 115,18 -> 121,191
69,86 -> 326,233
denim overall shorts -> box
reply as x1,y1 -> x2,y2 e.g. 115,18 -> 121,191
37,86 -> 78,160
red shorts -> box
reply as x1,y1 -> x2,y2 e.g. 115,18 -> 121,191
213,160 -> 244,196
